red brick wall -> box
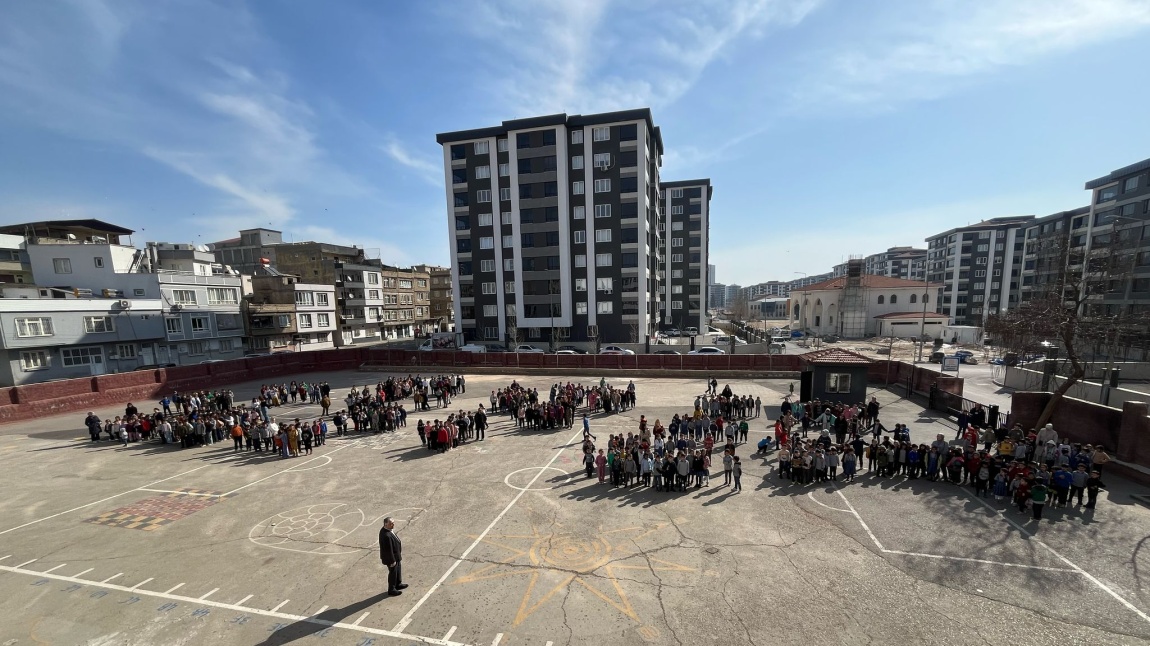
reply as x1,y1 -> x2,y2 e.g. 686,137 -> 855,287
1011,391 -> 1122,452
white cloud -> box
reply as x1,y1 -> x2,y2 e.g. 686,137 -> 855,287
793,0 -> 1150,110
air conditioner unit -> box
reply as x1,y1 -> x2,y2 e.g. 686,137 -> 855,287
118,299 -> 131,309
170,304 -> 183,311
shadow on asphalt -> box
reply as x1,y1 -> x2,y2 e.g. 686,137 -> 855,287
250,591 -> 391,646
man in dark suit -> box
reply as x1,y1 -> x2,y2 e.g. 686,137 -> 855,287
378,517 -> 407,596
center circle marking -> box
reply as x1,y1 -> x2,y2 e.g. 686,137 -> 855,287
503,467 -> 572,491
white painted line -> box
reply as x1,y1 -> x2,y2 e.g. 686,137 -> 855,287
74,568 -> 93,578
545,642 -> 553,646
0,556 -> 9,561
0,561 -> 465,646
491,634 -> 503,646
962,490 -> 1150,625
0,464 -> 214,536
441,626 -> 456,640
882,549 -> 1076,572
271,599 -> 291,612
14,559 -> 37,568
314,605 -> 329,615
221,439 -> 361,497
807,491 -> 851,512
235,594 -> 253,605
165,583 -> 185,594
137,488 -> 222,498
199,587 -> 219,600
130,577 -> 153,590
100,573 -> 122,584
833,488 -> 886,551
352,612 -> 371,627
41,564 -> 66,574
392,426 -> 586,633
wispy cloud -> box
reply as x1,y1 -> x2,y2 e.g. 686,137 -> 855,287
382,139 -> 442,185
793,0 -> 1150,110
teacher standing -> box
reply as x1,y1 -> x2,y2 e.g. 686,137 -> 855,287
378,517 -> 407,596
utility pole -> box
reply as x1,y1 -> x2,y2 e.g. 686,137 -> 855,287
917,278 -> 930,363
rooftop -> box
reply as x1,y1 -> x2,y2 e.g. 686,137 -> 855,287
874,311 -> 950,320
796,275 -> 937,292
1085,157 -> 1150,190
435,108 -> 664,155
799,348 -> 874,365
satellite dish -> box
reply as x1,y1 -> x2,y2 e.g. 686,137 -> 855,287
196,244 -> 210,252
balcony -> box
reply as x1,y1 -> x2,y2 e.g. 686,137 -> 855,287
156,271 -> 242,286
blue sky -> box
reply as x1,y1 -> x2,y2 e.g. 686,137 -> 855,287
2,1 -> 1150,286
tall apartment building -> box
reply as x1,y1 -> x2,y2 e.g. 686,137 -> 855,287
708,264 -> 717,285
437,109 -> 666,346
925,216 -> 1033,326
247,270 -> 338,353
660,179 -> 711,333
742,281 -> 790,299
1082,159 -> 1150,321
832,247 -> 926,281
414,264 -> 454,332
1018,207 -> 1091,303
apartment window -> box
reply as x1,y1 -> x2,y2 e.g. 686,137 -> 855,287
593,152 -> 611,167
20,350 -> 49,371
826,373 -> 851,394
62,347 -> 103,367
671,285 -> 683,294
497,211 -> 511,225
993,269 -> 1002,277
482,304 -> 498,317
995,243 -> 1004,251
574,230 -> 586,244
480,259 -> 495,272
621,252 -> 638,268
474,141 -> 489,155
313,292 -> 329,307
672,253 -> 684,263
475,165 -> 491,179
572,156 -> 584,170
671,269 -> 683,278
573,206 -> 586,220
477,189 -> 491,203
173,289 -> 197,305
316,312 -> 330,327
671,205 -> 684,215
478,213 -> 493,227
502,235 -> 514,248
594,204 -> 611,218
298,313 -> 313,329
597,301 -> 613,314
293,291 -> 315,307
594,179 -> 611,193
79,315 -> 114,334
575,278 -> 587,291
977,244 -> 988,252
596,277 -> 614,291
365,289 -> 379,300
479,236 -> 494,250
53,258 -> 72,274
186,341 -> 206,356
494,163 -> 508,178
975,258 -> 988,265
592,126 -> 610,141
207,288 -> 238,305
503,258 -> 515,271
573,181 -> 585,195
671,301 -> 684,310
116,344 -> 137,359
191,316 -> 209,332
482,282 -> 497,295
15,317 -> 53,337
595,253 -> 612,267
576,302 -> 588,315
505,281 -> 515,294
672,238 -> 684,247
575,254 -> 587,268
165,318 -> 182,334
595,229 -> 612,243
493,188 -> 507,202
979,231 -> 992,239
974,270 -> 986,277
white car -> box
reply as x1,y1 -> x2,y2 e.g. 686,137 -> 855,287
514,344 -> 546,354
458,344 -> 487,353
599,345 -> 636,355
689,346 -> 726,355
664,329 -> 681,337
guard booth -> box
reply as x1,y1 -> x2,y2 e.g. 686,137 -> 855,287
798,348 -> 873,403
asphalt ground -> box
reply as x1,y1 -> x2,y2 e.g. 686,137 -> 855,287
1,372 -> 1149,645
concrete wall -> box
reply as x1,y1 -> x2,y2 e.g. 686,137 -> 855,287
1012,392 -> 1150,465
1002,365 -> 1149,408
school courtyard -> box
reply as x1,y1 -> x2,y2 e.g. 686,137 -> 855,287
1,372 -> 1148,645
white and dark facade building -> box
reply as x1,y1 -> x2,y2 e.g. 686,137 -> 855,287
925,216 -> 1033,327
1082,159 -> 1150,322
247,272 -> 337,353
437,109 -> 667,346
659,179 -> 711,333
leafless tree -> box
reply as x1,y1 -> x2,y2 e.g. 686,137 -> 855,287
587,324 -> 601,354
628,321 -> 639,344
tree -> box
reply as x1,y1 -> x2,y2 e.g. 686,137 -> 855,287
628,321 -> 639,344
986,228 -> 1140,427
587,324 -> 601,354
728,290 -> 751,323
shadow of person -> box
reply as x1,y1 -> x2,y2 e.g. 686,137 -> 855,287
250,591 -> 390,646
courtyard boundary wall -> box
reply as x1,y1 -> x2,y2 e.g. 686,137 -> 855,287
1011,392 -> 1150,466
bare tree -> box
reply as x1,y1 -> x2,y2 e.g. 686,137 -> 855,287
628,321 -> 639,344
728,290 -> 750,322
587,324 -> 601,354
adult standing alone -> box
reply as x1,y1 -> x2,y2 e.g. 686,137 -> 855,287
378,517 -> 407,596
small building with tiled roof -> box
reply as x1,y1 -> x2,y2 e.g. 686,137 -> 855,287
797,348 -> 872,403
873,311 -> 949,339
790,259 -> 944,339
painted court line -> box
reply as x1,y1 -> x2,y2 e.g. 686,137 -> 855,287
130,577 -> 153,590
391,426 -> 586,633
962,490 -> 1150,626
0,464 -> 214,536
882,549 -> 1076,572
314,605 -> 329,616
41,564 -> 66,574
14,559 -> 37,568
199,587 -> 219,600
807,491 -> 851,512
441,626 -> 455,640
100,573 -> 122,584
491,634 -> 503,646
221,439 -> 361,497
235,594 -> 254,606
271,599 -> 291,612
165,583 -> 185,594
137,488 -> 222,498
74,568 -> 93,578
353,612 -> 371,627
0,562 -> 465,646
0,556 -> 9,562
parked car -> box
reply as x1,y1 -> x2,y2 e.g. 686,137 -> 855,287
684,327 -> 699,336
514,344 -> 546,354
689,346 -> 726,355
554,349 -> 578,355
952,350 -> 978,364
653,349 -> 682,355
663,329 -> 681,337
599,345 -> 636,355
458,344 -> 487,353
557,345 -> 587,354
712,335 -> 730,345
929,351 -> 946,364
822,334 -> 840,343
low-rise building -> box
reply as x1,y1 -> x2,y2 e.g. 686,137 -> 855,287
790,260 -> 941,339
247,271 -> 337,353
415,264 -> 453,333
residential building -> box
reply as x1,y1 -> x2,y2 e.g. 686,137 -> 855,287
708,283 -> 727,310
380,265 -> 432,339
0,290 -> 166,386
743,281 -> 790,299
437,109 -> 665,346
415,264 -> 454,332
208,228 -> 284,275
0,234 -> 31,284
790,259 -> 943,339
1018,207 -> 1090,303
925,216 -> 1034,326
660,179 -> 711,333
332,261 -> 388,346
247,270 -> 337,353
788,272 -> 833,291
833,247 -> 926,281
271,240 -> 368,286
1082,159 -> 1150,321
753,297 -> 790,319
708,264 -> 717,285
0,220 -> 246,365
